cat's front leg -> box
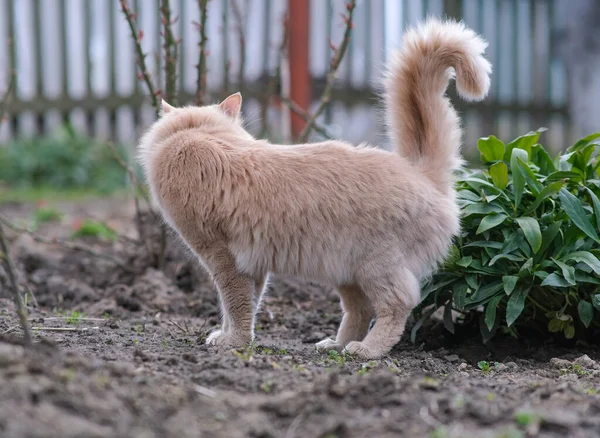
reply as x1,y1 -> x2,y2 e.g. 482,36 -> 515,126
199,246 -> 255,348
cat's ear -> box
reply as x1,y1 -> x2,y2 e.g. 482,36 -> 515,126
160,99 -> 175,117
219,92 -> 242,118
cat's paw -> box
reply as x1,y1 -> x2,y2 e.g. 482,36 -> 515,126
206,329 -> 225,346
343,341 -> 383,360
206,330 -> 250,348
315,338 -> 343,353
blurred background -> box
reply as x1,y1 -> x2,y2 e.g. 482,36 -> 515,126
0,0 -> 598,197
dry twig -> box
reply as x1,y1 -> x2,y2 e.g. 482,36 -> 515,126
195,0 -> 210,105
0,35 -> 31,345
31,327 -> 100,332
119,0 -> 160,116
298,0 -> 357,142
0,222 -> 32,344
280,97 -> 332,139
160,0 -> 179,105
230,0 -> 248,96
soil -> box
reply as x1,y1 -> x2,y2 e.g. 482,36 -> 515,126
1,197 -> 600,438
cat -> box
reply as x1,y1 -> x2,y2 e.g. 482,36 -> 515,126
138,18 -> 492,359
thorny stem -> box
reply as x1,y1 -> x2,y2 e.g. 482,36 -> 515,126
104,142 -> 156,261
0,222 -> 32,345
0,215 -> 136,274
160,0 -> 178,105
119,0 -> 160,117
230,0 -> 247,98
299,0 -> 356,143
280,97 -> 332,139
259,11 -> 289,138
221,4 -> 231,97
195,0 -> 210,105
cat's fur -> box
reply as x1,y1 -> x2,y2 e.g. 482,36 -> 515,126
138,19 -> 492,359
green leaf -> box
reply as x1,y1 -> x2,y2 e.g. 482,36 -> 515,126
578,301 -> 594,328
531,143 -> 556,175
443,302 -> 455,334
466,281 -> 504,307
568,132 -> 600,152
575,272 -> 600,285
478,136 -> 506,163
593,295 -> 600,311
539,221 -> 562,257
489,253 -> 526,266
506,286 -> 528,327
502,275 -> 519,295
540,273 -> 572,288
515,217 -> 542,253
462,203 -> 504,217
564,324 -> 575,339
453,282 -> 468,309
489,161 -> 509,190
476,214 -> 508,235
551,258 -> 576,285
505,131 -> 541,161
511,148 -> 529,209
559,188 -> 600,243
463,241 -> 503,249
516,158 -> 543,196
465,275 -> 479,291
456,256 -> 473,268
485,295 -> 503,330
544,171 -> 583,182
560,251 -> 600,276
457,190 -> 481,202
548,318 -> 563,333
585,188 -> 600,232
525,181 -> 563,215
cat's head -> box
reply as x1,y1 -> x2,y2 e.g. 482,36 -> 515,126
158,92 -> 248,135
160,92 -> 241,120
138,92 -> 252,168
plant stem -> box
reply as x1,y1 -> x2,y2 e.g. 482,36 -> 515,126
195,0 -> 210,105
0,222 -> 32,344
160,0 -> 178,105
119,0 -> 160,116
230,0 -> 247,97
298,0 -> 356,143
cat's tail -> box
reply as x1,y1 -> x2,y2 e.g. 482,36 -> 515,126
384,18 -> 491,191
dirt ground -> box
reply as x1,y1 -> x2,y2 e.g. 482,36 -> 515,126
1,197 -> 600,438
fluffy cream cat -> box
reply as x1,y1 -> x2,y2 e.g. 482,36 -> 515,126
138,18 -> 492,359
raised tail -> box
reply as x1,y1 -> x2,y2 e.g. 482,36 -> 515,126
385,18 -> 492,191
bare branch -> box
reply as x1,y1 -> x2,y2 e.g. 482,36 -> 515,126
280,97 -> 332,139
119,0 -> 160,116
298,0 -> 356,143
160,0 -> 178,105
0,215 -> 136,274
0,222 -> 32,344
230,0 -> 247,95
258,11 -> 289,138
195,0 -> 210,105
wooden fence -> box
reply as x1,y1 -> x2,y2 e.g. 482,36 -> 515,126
0,0 -> 572,154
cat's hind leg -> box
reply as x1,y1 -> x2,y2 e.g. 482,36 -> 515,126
343,267 -> 418,359
316,284 -> 374,353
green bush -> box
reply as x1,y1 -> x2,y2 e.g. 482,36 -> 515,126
419,130 -> 600,342
0,124 -> 130,194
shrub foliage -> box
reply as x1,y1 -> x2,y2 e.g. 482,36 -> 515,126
0,124 -> 129,194
420,130 -> 600,341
